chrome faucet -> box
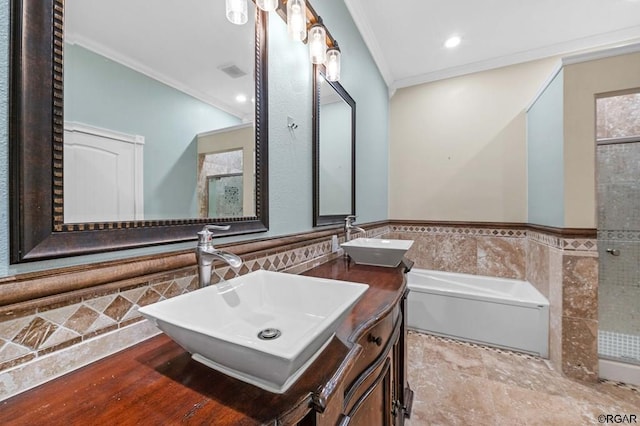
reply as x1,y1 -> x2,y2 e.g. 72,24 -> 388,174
344,215 -> 366,242
196,225 -> 243,288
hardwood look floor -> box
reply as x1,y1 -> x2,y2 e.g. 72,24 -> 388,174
406,331 -> 640,425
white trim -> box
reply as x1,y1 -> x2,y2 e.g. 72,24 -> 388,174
391,31 -> 640,92
599,358 -> 640,387
562,41 -> 640,66
197,122 -> 254,138
65,38 -> 247,120
344,0 -> 394,91
64,121 -> 145,145
525,61 -> 563,112
525,41 -> 640,112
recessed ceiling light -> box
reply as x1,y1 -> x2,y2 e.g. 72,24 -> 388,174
235,94 -> 247,103
444,35 -> 461,49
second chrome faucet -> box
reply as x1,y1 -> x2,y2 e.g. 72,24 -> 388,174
344,215 -> 366,242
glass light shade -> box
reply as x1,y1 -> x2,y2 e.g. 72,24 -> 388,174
256,0 -> 278,12
287,0 -> 307,41
308,24 -> 327,64
325,47 -> 341,81
226,0 -> 248,25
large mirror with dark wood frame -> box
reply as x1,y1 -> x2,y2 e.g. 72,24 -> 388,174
312,65 -> 356,226
9,0 -> 269,263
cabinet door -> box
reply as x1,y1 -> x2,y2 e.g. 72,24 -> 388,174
343,357 -> 393,426
393,289 -> 413,424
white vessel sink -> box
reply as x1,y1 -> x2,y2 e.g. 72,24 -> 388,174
138,270 -> 368,393
341,238 -> 414,267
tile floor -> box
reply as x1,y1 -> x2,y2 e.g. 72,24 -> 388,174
406,331 -> 640,425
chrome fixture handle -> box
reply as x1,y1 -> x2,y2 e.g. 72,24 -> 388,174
197,224 -> 231,245
606,248 -> 621,256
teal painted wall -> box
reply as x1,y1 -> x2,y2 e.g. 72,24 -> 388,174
527,69 -> 564,227
0,0 -> 389,275
314,0 -> 389,224
65,44 -> 242,220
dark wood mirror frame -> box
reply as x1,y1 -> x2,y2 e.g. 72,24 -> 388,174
9,0 -> 269,263
312,65 -> 356,227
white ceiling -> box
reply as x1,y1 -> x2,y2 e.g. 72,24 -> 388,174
345,0 -> 640,92
65,0 -> 640,114
65,0 -> 256,120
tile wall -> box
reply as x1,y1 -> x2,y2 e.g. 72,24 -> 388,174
386,223 -> 599,382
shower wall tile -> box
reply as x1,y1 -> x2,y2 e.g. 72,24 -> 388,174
599,284 -> 640,335
596,141 -> 640,365
562,255 -> 599,320
598,239 -> 640,289
597,182 -> 640,231
596,142 -> 639,184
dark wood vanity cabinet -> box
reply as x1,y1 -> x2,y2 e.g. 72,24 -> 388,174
306,288 -> 412,426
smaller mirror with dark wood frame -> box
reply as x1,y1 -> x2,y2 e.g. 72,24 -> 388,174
312,65 -> 356,226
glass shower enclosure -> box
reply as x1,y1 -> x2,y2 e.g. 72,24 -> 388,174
596,91 -> 640,368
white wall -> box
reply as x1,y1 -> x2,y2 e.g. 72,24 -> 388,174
389,58 -> 558,222
563,51 -> 640,228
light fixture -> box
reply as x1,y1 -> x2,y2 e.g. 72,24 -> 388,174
325,43 -> 341,82
444,35 -> 461,49
235,94 -> 248,103
308,19 -> 327,64
287,0 -> 307,41
226,0 -> 248,25
256,0 -> 278,12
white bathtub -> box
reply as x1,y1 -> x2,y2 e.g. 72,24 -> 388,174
407,269 -> 549,357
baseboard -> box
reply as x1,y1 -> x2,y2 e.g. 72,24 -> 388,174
599,358 -> 640,387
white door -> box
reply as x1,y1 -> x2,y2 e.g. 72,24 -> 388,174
64,122 -> 144,223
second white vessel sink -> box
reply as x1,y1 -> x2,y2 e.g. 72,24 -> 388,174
341,238 -> 414,267
138,270 -> 368,393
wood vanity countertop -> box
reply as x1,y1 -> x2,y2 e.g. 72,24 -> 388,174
0,257 -> 408,426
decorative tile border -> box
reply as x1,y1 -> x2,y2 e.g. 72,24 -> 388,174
526,230 -> 598,253
598,230 -> 640,242
389,224 -> 526,238
409,330 -> 543,361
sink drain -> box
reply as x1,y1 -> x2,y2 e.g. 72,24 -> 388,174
257,328 -> 281,340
